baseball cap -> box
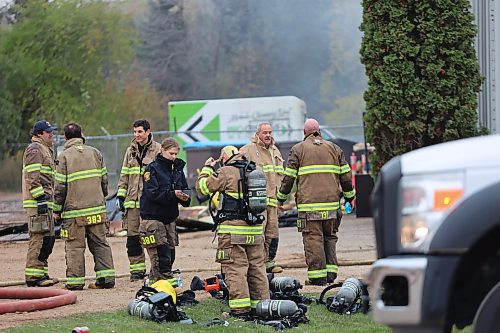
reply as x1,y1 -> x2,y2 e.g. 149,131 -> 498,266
33,120 -> 57,134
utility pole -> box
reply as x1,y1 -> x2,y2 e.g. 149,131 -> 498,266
471,0 -> 500,134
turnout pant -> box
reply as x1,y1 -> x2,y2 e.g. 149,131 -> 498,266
300,215 -> 341,283
62,218 -> 115,289
124,208 -> 146,275
140,219 -> 174,282
216,231 -> 269,314
263,206 -> 279,264
25,211 -> 55,283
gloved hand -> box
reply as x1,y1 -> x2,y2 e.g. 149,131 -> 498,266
36,195 -> 48,215
344,195 -> 354,204
116,196 -> 125,212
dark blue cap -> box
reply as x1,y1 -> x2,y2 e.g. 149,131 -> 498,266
33,120 -> 57,134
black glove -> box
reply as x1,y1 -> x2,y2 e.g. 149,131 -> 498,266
344,195 -> 354,204
116,196 -> 125,212
36,195 -> 48,215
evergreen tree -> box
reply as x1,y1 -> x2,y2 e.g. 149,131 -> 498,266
360,0 -> 482,175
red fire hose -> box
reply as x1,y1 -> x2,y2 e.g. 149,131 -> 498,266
0,288 -> 77,314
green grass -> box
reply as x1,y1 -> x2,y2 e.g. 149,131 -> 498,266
3,297 -> 473,333
5,297 -> 390,333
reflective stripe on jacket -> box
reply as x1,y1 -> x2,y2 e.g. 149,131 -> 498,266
278,133 -> 354,212
117,135 -> 161,209
240,135 -> 284,207
22,136 -> 56,213
54,138 -> 108,218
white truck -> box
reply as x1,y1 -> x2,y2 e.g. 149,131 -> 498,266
168,96 -> 307,147
369,134 -> 500,332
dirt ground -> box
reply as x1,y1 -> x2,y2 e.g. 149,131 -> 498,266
0,215 -> 376,331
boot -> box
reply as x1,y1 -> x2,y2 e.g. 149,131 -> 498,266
130,272 -> 145,282
305,278 -> 327,286
26,276 -> 59,287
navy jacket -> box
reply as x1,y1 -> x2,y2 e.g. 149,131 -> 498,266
140,155 -> 190,224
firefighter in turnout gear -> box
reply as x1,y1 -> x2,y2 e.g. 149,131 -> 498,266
117,119 -> 161,281
22,120 -> 59,287
277,119 -> 355,286
140,138 -> 190,286
54,123 -> 115,290
240,122 -> 284,273
196,146 -> 269,317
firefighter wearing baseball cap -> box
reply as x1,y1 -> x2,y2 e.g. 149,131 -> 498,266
196,145 -> 269,318
22,120 -> 59,287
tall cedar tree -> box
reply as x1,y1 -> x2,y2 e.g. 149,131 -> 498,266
360,0 -> 482,175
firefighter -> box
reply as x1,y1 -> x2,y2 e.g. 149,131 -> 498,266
22,120 -> 59,287
54,123 -> 115,290
196,146 -> 269,318
139,138 -> 190,286
117,119 -> 161,281
240,122 -> 284,273
277,119 -> 355,286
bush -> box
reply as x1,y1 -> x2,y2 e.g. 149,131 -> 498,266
360,0 -> 482,175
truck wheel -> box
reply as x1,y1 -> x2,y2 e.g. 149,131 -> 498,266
472,280 -> 500,332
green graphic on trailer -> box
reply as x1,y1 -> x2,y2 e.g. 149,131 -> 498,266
169,101 -> 221,161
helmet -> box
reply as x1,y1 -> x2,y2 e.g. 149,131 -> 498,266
150,279 -> 177,304
220,145 -> 238,159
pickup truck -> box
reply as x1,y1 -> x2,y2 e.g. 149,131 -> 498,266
368,134 -> 500,333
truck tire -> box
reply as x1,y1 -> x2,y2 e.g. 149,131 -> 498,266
472,280 -> 500,332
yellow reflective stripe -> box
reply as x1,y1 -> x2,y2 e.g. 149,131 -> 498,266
262,165 -> 275,172
101,167 -> 107,176
308,269 -> 327,279
66,277 -> 85,285
275,165 -> 284,174
340,164 -> 351,174
25,268 -> 45,277
96,269 -> 115,279
61,205 -> 107,218
284,167 -> 297,178
267,197 -> 278,207
277,191 -> 288,201
297,164 -> 341,176
55,171 -> 66,182
199,178 -> 210,196
120,166 -> 142,175
66,169 -> 104,183
217,224 -> 264,235
130,263 -> 146,272
250,299 -> 260,308
344,190 -> 355,199
23,163 -> 42,172
117,188 -> 127,197
120,166 -> 130,175
23,200 -> 37,208
229,298 -> 251,309
200,166 -> 214,176
51,202 -> 62,211
44,266 -> 48,273
225,192 -> 243,199
297,201 -> 340,212
124,201 -> 140,209
30,186 -> 45,198
40,166 -> 55,175
326,264 -> 338,273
